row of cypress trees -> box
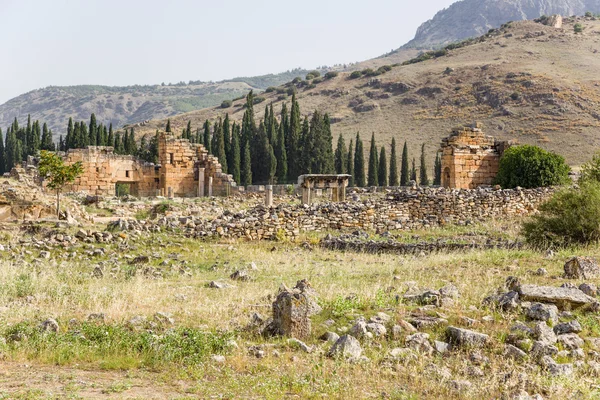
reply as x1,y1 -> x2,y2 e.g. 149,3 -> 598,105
334,133 -> 443,187
0,116 -> 56,174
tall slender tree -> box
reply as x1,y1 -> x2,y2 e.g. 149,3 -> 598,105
241,140 -> 252,187
165,119 -> 172,133
419,143 -> 430,186
389,137 -> 399,186
367,133 -> 379,186
410,158 -> 417,182
434,153 -> 442,186
215,118 -> 227,173
400,141 -> 409,186
230,124 -> 241,184
378,146 -> 388,187
274,118 -> 287,182
287,94 -> 301,179
354,133 -> 366,187
346,139 -> 354,187
0,128 -> 5,174
334,134 -> 347,174
203,120 -> 212,153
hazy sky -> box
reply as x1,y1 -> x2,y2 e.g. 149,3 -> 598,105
0,0 -> 457,104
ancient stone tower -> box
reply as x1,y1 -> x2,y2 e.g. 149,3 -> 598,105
63,132 -> 236,197
440,124 -> 512,189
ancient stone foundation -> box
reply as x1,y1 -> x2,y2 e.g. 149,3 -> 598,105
441,124 -> 512,189
63,133 -> 236,197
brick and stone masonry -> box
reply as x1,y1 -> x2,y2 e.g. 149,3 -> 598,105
441,124 -> 513,189
63,132 -> 236,197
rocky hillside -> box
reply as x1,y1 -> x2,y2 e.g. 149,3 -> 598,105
404,0 -> 600,48
132,17 -> 600,166
0,69 -> 315,135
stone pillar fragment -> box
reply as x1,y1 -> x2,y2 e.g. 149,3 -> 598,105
265,185 -> 273,207
198,168 -> 205,197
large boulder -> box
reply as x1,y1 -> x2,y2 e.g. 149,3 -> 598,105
265,279 -> 322,339
564,257 -> 600,280
517,284 -> 596,308
328,335 -> 362,359
447,327 -> 489,348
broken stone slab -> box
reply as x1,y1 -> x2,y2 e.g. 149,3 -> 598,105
446,327 -> 489,348
265,280 -> 321,339
405,332 -> 434,355
517,284 -> 596,308
533,321 -> 557,345
564,256 -> 600,279
328,335 -> 362,359
525,303 -> 558,324
505,344 -> 527,361
540,355 -> 573,377
288,338 -> 312,353
230,270 -> 251,282
557,333 -> 584,350
554,320 -> 582,335
208,281 -> 234,289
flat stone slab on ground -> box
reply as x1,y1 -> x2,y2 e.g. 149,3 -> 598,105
517,284 -> 596,308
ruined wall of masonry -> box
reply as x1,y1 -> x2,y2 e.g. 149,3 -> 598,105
63,133 -> 236,198
64,147 -> 159,197
158,134 -> 235,197
440,125 -> 511,189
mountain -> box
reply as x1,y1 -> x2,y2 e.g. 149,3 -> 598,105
0,69 -> 316,134
404,0 -> 600,49
131,17 -> 600,166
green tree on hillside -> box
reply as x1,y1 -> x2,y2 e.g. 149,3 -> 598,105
38,150 -> 83,218
367,133 -> 378,186
346,139 -> 354,187
378,146 -> 388,187
420,143 -> 430,186
334,134 -> 347,175
389,137 -> 399,186
354,133 -> 366,187
400,141 -> 409,186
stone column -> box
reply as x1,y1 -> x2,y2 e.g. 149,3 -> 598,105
265,185 -> 273,207
168,187 -> 173,199
208,177 -> 213,197
302,184 -> 312,205
198,168 -> 205,197
339,182 -> 346,202
331,187 -> 339,202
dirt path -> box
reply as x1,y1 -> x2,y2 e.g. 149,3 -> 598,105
0,362 -> 192,399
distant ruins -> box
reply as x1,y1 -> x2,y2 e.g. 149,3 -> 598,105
64,132 -> 236,197
440,124 -> 512,189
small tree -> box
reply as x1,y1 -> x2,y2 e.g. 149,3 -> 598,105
579,152 -> 600,183
574,23 -> 584,33
38,150 -> 83,218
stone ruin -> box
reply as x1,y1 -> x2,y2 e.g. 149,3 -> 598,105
298,174 -> 351,205
440,124 -> 513,189
63,132 -> 236,198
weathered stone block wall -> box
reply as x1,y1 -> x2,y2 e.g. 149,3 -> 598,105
158,134 -> 236,197
441,125 -> 511,189
64,147 -> 159,197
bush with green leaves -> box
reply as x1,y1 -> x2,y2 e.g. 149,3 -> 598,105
523,182 -> 600,248
580,152 -> 600,183
265,87 -> 277,93
324,71 -> 339,79
305,70 -> 321,80
574,23 -> 584,33
349,71 -> 362,79
494,145 -> 570,188
220,100 -> 232,108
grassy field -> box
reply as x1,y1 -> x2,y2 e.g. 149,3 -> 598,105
0,215 -> 598,399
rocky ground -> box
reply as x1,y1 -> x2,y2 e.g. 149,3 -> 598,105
0,187 -> 599,399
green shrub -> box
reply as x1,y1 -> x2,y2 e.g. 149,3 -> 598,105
286,87 -> 296,96
361,68 -> 374,76
349,71 -> 362,79
220,100 -> 232,108
312,77 -> 324,84
253,96 -> 266,105
523,182 -> 600,248
305,70 -> 321,80
324,71 -> 339,79
574,23 -> 584,33
580,152 -> 600,183
292,77 -> 302,84
494,145 -> 571,188
265,87 -> 276,93
586,11 -> 593,17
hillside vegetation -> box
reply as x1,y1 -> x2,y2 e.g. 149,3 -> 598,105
133,17 -> 600,166
0,69 -> 315,135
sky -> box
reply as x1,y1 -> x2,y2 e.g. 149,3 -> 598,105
0,0 -> 457,104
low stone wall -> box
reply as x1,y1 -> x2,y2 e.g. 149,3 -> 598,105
109,187 -> 555,240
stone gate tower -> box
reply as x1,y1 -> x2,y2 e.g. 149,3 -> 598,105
440,124 -> 512,189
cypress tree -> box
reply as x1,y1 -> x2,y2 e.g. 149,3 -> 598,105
230,124 -> 241,184
108,123 -> 114,147
196,128 -> 203,144
123,129 -> 130,154
59,135 -> 65,152
89,114 -> 97,146
334,134 -> 347,174
241,140 -> 252,187
138,135 -> 148,159
223,114 -> 231,163
31,121 -> 41,155
410,158 -> 417,182
400,141 -> 409,186
321,114 -> 335,173
354,133 -> 366,187
299,117 -> 311,174
287,94 -> 301,179
378,146 -> 388,187
215,118 -> 227,173
389,137 -> 399,186
211,118 -> 221,157
203,120 -> 211,153
128,129 -> 137,155
41,123 -> 52,151
274,119 -> 287,183
114,133 -> 122,154
66,118 -> 73,151
419,143 -> 430,186
5,128 -> 15,171
367,133 -> 378,186
185,120 -> 192,141
0,129 -> 5,174
79,122 -> 89,148
25,115 -> 32,155
165,119 -> 172,133
346,139 -> 354,187
148,132 -> 159,163
434,153 -> 442,186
